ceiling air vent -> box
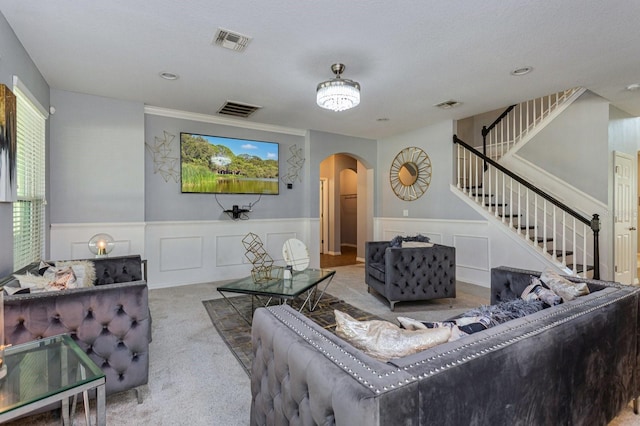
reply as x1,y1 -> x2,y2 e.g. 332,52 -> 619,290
217,101 -> 262,118
434,100 -> 462,109
213,28 -> 251,52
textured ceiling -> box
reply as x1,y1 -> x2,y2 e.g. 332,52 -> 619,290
1,0 -> 639,139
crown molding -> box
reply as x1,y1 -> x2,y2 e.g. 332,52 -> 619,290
144,105 -> 307,137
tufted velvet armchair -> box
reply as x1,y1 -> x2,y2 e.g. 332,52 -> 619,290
365,241 -> 456,310
1,256 -> 150,400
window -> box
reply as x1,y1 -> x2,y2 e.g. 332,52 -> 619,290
12,78 -> 47,270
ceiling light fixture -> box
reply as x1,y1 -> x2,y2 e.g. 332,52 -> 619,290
511,66 -> 533,76
626,83 -> 640,91
316,63 -> 360,112
159,72 -> 179,80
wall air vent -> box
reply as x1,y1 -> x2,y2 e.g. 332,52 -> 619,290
213,28 -> 252,52
434,100 -> 462,109
217,101 -> 262,118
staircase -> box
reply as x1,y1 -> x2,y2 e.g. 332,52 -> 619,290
481,87 -> 585,161
453,87 -> 602,278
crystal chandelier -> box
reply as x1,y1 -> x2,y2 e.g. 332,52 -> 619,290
316,63 -> 360,112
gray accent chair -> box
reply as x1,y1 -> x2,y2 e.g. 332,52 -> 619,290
365,241 -> 455,310
251,266 -> 640,425
1,255 -> 150,400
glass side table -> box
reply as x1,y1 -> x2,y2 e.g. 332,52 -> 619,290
0,334 -> 106,425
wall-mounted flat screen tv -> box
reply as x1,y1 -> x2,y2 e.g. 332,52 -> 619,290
180,132 -> 279,195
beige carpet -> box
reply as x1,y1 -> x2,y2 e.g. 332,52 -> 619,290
5,263 -> 638,425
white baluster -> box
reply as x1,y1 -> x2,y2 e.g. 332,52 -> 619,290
517,183 -> 522,235
501,170 -> 505,222
553,207 -> 557,259
534,195 -> 538,249
462,148 -> 466,194
572,217 -> 577,275
562,211 -> 567,267
583,224 -> 588,278
525,189 -> 530,241
543,200 -> 548,255
495,167 -> 499,218
456,145 -> 461,188
509,177 -> 514,229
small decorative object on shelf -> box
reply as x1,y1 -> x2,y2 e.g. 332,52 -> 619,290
216,194 -> 261,220
88,233 -> 115,258
224,205 -> 250,220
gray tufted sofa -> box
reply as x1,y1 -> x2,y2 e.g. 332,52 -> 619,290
365,241 -> 456,310
251,266 -> 640,425
1,255 -> 150,398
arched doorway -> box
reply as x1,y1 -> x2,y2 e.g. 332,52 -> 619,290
319,153 -> 372,268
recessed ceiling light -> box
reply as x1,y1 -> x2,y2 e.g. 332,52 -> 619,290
511,66 -> 533,76
626,83 -> 640,91
159,72 -> 179,80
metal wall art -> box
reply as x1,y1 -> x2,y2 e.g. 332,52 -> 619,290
0,84 -> 17,202
389,146 -> 431,201
281,144 -> 305,188
145,130 -> 179,183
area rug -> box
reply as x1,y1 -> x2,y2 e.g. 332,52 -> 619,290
202,293 -> 380,376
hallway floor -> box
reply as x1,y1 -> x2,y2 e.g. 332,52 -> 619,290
320,245 -> 361,268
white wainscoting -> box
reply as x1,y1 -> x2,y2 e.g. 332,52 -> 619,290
145,218 -> 315,288
51,218 -> 318,289
374,217 -> 554,287
50,222 -> 146,261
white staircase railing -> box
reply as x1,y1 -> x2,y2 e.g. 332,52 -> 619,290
455,135 -> 600,279
482,87 -> 584,161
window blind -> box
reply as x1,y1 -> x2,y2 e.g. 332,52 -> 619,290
12,83 -> 46,270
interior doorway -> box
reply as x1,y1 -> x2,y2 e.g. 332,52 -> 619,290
319,153 -> 370,268
613,151 -> 636,284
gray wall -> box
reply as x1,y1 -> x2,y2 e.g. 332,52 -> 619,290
0,12 -> 49,275
377,119 -> 482,220
517,91 -> 610,203
308,130 -> 377,217
49,89 -> 145,223
144,114 -> 306,221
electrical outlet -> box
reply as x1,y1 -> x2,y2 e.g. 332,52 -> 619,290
403,209 -> 409,217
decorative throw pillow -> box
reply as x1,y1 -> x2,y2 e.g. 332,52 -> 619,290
43,266 -> 78,291
55,260 -> 96,287
521,276 -> 563,306
334,310 -> 450,362
11,272 -> 49,291
402,241 -> 434,248
389,234 -> 431,248
539,269 -> 589,302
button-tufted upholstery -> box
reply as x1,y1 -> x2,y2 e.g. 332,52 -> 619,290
365,241 -> 456,310
2,256 -> 150,397
251,268 -> 640,425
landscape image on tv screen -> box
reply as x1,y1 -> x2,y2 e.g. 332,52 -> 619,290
180,132 -> 279,195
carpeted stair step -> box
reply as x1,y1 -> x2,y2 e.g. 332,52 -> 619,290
548,250 -> 573,258
530,236 -> 554,243
566,264 -> 594,273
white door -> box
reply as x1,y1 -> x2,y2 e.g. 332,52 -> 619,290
614,151 -> 636,284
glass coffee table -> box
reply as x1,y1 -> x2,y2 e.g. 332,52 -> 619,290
0,334 -> 106,425
217,268 -> 336,324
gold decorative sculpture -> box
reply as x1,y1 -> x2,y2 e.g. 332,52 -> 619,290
389,146 -> 432,201
242,232 -> 277,283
